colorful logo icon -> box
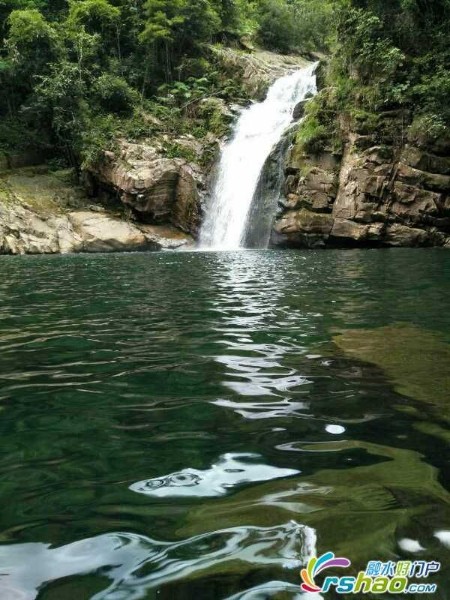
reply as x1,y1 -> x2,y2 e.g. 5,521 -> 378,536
300,554 -> 440,595
301,552 -> 352,592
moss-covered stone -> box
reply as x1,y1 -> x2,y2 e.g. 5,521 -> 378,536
1,167 -> 89,215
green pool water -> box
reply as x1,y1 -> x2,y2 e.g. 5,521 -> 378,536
0,248 -> 449,599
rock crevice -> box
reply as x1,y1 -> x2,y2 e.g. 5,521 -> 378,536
272,119 -> 450,248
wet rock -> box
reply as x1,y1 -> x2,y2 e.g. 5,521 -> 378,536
293,100 -> 307,121
172,164 -> 202,235
139,224 -> 193,250
384,224 -> 430,247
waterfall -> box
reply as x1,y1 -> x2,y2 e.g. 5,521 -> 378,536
200,63 -> 318,250
244,123 -> 298,249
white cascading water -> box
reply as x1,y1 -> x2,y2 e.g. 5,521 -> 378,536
200,63 -> 318,250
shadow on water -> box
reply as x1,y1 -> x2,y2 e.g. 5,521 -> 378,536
0,248 -> 449,598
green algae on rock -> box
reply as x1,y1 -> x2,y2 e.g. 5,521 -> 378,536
180,440 -> 450,568
334,324 -> 450,407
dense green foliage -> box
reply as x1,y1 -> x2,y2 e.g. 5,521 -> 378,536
258,0 -> 333,53
1,0 -> 449,168
0,0 -> 331,167
300,0 -> 450,153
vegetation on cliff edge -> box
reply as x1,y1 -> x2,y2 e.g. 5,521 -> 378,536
0,0 -> 332,169
298,0 -> 450,155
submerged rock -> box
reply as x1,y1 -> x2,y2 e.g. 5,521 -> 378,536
334,324 -> 450,406
180,440 -> 449,567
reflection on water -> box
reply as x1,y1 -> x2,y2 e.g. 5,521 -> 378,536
0,249 -> 449,598
212,398 -> 309,419
130,453 -> 299,498
0,522 -> 316,600
435,531 -> 450,548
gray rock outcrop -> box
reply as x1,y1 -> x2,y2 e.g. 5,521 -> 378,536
273,116 -> 450,248
0,168 -> 192,255
89,141 -> 203,236
0,204 -> 192,255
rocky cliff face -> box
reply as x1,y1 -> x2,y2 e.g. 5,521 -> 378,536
1,48 -> 311,255
0,168 -> 192,255
84,50 -> 312,244
87,140 -> 205,238
273,110 -> 450,248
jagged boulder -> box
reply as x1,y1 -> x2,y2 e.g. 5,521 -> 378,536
88,141 -> 203,236
274,122 -> 450,248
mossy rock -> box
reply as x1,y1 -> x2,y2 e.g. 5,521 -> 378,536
0,167 -> 90,215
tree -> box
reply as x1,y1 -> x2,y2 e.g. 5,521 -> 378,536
140,0 -> 220,84
5,8 -> 57,99
67,0 -> 121,35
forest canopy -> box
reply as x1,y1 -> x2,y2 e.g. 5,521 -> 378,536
0,0 -> 333,164
0,0 -> 449,167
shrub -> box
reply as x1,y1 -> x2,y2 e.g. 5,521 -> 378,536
409,114 -> 448,145
297,116 -> 328,154
79,114 -> 118,168
93,74 -> 139,115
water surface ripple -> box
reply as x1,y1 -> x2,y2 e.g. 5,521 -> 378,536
0,249 -> 449,599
